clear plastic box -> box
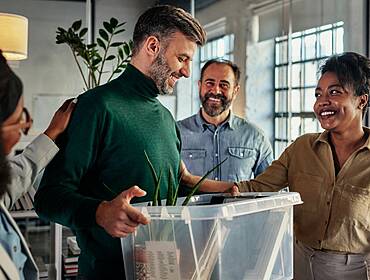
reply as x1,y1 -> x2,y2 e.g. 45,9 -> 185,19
121,192 -> 302,280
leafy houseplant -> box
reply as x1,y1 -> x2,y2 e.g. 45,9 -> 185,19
56,18 -> 132,90
144,150 -> 228,206
103,152 -> 228,207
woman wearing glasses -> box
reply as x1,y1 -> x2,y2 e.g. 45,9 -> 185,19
0,50 -> 75,279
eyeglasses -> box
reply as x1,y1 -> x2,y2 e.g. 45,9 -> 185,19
1,107 -> 32,136
21,107 -> 31,135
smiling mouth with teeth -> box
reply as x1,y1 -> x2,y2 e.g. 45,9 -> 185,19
320,111 -> 335,117
208,97 -> 222,102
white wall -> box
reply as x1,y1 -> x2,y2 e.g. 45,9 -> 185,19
246,39 -> 275,143
2,0 -> 155,146
2,0 -> 86,109
94,0 -> 156,85
258,0 -> 366,53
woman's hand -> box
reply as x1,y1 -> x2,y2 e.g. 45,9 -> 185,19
227,184 -> 240,196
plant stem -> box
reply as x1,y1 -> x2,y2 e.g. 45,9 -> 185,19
71,49 -> 89,89
106,57 -> 131,82
97,31 -> 114,85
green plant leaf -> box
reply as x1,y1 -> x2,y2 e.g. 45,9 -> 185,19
57,27 -> 66,33
97,38 -> 106,50
113,69 -> 122,74
153,169 -> 162,206
103,21 -> 113,33
99,29 -> 109,41
173,171 -> 184,206
79,28 -> 88,38
102,182 -> 118,197
87,43 -> 97,49
106,55 -> 115,61
92,57 -> 102,66
114,29 -> 125,35
144,151 -> 158,182
118,48 -> 124,60
182,158 -> 228,206
110,17 -> 118,28
116,22 -> 126,28
72,20 -> 82,31
123,43 -> 130,56
157,181 -> 162,206
166,169 -> 174,206
111,42 -> 124,47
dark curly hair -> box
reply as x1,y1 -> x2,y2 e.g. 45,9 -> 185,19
320,52 -> 370,114
0,139 -> 10,199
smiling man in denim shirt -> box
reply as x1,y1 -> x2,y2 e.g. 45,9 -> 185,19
178,59 -> 273,182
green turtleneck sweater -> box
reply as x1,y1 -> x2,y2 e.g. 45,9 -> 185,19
34,64 -> 181,278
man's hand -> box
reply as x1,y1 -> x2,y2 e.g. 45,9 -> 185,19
95,186 -> 150,238
44,98 -> 77,141
180,160 -> 194,187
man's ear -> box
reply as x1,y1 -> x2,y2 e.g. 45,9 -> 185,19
232,84 -> 241,99
198,80 -> 202,89
359,94 -> 369,110
143,36 -> 161,58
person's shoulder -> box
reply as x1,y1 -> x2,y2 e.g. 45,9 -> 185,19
295,132 -> 321,143
81,78 -> 122,98
289,133 -> 321,151
76,78 -> 125,108
177,114 -> 198,129
233,116 -> 266,136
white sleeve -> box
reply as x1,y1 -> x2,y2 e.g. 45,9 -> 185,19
3,134 -> 59,209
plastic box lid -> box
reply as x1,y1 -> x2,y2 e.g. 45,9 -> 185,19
134,192 -> 302,221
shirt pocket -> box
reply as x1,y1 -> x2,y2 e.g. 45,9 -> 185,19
227,147 -> 256,181
181,149 -> 206,176
341,184 -> 370,229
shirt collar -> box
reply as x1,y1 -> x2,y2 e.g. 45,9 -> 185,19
195,110 -> 234,131
314,127 -> 370,150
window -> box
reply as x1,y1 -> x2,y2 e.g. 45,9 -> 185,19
274,22 -> 344,157
199,34 -> 235,67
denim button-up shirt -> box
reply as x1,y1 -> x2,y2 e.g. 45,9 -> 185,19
177,111 -> 273,182
0,211 -> 26,280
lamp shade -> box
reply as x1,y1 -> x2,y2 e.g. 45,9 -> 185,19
0,13 -> 28,60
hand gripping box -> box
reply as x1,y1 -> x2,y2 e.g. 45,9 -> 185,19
121,192 -> 302,280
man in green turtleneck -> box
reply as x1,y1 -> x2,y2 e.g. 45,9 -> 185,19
34,5 -> 206,279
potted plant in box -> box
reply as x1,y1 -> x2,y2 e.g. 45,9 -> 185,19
128,151 -> 228,280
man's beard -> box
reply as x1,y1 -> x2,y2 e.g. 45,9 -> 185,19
200,91 -> 232,117
148,51 -> 174,95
